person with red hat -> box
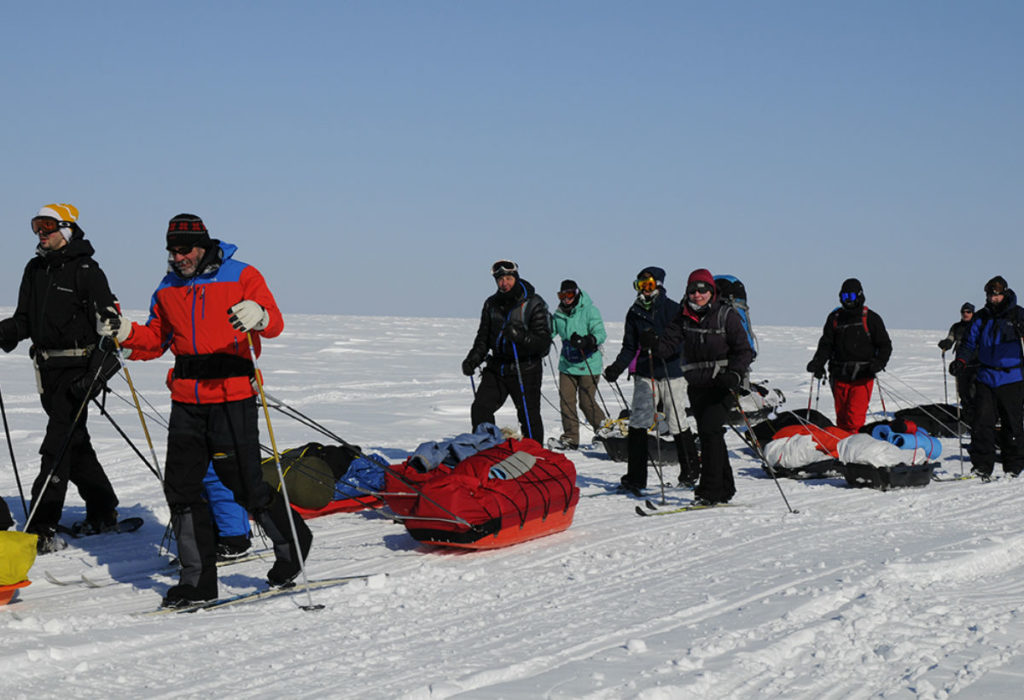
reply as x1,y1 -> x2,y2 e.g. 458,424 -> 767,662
650,268 -> 754,505
0,204 -> 122,553
97,213 -> 312,607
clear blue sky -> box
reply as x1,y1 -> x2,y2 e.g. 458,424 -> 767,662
2,1 -> 1022,331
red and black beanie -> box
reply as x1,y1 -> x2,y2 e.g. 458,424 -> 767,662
686,268 -> 715,293
166,213 -> 212,251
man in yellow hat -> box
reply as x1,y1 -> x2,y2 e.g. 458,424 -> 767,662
0,204 -> 123,553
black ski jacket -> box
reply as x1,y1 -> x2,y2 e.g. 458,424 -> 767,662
809,304 -> 892,382
606,290 -> 683,379
465,278 -> 552,375
0,236 -> 118,370
656,299 -> 753,388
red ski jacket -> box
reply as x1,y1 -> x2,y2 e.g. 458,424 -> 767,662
122,241 -> 283,404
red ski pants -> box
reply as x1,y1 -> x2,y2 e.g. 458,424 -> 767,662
832,378 -> 874,431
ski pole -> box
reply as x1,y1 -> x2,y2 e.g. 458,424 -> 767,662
110,339 -> 163,481
90,394 -> 162,481
246,333 -> 321,612
24,358 -> 107,531
0,382 -> 28,519
470,374 -> 476,397
941,350 -> 948,405
646,349 -> 666,504
611,379 -> 629,411
730,388 -> 798,515
510,341 -> 535,440
581,350 -> 612,426
875,374 -> 888,418
807,374 -> 813,412
661,357 -> 697,487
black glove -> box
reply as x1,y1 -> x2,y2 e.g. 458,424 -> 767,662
0,319 -> 16,353
638,328 -> 658,351
806,359 -> 825,379
937,338 -> 953,352
69,348 -> 122,401
603,364 -> 623,384
505,322 -> 527,344
869,359 -> 885,374
570,333 -> 597,354
462,351 -> 483,377
1014,317 -> 1024,338
715,370 -> 741,390
949,359 -> 967,377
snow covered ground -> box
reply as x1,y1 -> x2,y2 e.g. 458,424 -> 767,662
3,313 -> 1024,699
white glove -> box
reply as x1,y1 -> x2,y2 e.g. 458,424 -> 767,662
96,307 -> 130,343
228,300 -> 270,332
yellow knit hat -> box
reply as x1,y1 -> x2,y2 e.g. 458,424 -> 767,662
36,203 -> 79,223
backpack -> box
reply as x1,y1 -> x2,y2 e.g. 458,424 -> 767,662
714,274 -> 758,358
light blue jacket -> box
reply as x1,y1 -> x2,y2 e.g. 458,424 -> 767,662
551,290 -> 606,376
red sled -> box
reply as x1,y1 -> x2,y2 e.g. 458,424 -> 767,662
291,495 -> 382,519
385,438 -> 580,550
0,580 -> 30,606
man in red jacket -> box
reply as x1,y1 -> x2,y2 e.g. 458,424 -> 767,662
99,214 -> 312,607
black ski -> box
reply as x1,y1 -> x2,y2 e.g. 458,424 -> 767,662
58,516 -> 144,539
635,502 -> 742,517
145,574 -> 377,615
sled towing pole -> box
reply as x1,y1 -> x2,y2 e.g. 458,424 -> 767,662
731,388 -> 798,515
247,333 -> 322,612
0,382 -> 28,519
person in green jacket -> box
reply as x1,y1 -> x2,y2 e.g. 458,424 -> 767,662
549,280 -> 607,450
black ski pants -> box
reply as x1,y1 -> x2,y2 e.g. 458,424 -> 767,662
471,364 -> 544,444
29,366 -> 118,535
969,380 -> 1024,476
688,385 -> 736,504
0,496 -> 12,530
165,398 -> 273,593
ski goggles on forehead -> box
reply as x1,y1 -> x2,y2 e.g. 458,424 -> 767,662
633,276 -> 658,293
31,217 -> 62,235
687,282 -> 713,295
491,260 -> 518,277
840,292 -> 860,303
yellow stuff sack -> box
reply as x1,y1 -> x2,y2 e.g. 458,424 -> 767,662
0,531 -> 38,585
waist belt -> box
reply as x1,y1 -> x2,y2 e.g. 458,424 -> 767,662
174,353 -> 255,380
36,345 -> 95,361
680,359 -> 727,375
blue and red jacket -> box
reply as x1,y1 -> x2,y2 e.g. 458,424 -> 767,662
122,241 -> 283,404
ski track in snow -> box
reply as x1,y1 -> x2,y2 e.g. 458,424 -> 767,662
2,315 -> 1024,698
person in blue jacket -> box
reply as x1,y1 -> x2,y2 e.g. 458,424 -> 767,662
549,280 -> 607,450
603,267 -> 700,492
951,275 -> 1024,479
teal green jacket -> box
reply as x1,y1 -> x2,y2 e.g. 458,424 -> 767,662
551,290 -> 607,375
